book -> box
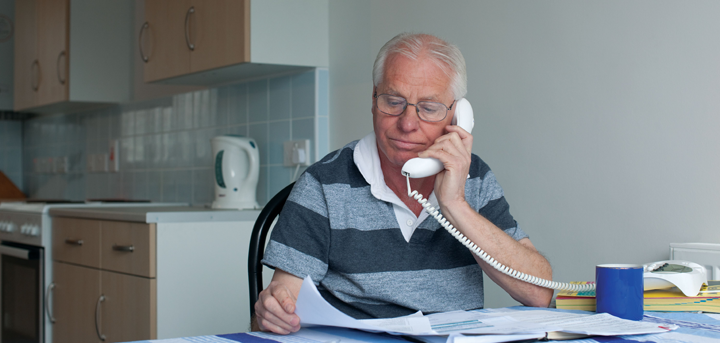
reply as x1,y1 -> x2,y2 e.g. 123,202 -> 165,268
555,281 -> 596,312
555,281 -> 720,313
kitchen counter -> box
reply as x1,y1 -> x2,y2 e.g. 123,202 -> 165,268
48,206 -> 261,223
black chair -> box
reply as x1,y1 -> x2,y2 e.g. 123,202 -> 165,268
248,182 -> 295,318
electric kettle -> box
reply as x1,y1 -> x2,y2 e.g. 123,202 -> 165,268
211,135 -> 260,210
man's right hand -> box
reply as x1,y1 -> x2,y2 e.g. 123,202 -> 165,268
253,269 -> 303,334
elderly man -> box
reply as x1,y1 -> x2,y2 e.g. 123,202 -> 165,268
254,33 -> 553,334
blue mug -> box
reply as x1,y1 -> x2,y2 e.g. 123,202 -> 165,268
595,264 -> 644,320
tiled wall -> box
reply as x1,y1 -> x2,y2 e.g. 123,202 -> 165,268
21,68 -> 329,206
0,119 -> 22,190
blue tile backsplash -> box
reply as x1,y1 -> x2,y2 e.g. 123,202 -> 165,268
10,68 -> 329,206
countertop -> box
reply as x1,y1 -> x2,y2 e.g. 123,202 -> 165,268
48,206 -> 262,223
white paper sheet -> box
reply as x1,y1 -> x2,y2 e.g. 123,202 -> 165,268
294,276 -> 433,335
294,277 -> 673,338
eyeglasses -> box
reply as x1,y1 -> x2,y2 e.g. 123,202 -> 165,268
373,93 -> 456,122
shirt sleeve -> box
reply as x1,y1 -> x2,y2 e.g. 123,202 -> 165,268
261,171 -> 331,284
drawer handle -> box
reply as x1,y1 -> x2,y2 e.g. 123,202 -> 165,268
65,239 -> 83,246
95,295 -> 106,341
112,244 -> 135,253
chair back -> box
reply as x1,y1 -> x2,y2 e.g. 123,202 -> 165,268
248,182 -> 295,317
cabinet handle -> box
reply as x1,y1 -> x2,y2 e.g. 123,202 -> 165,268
95,295 -> 106,341
45,283 -> 56,323
64,239 -> 83,246
112,244 -> 134,252
56,51 -> 66,85
31,60 -> 40,91
184,6 -> 195,51
139,22 -> 149,62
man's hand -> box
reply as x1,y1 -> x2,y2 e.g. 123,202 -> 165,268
417,125 -> 473,209
253,269 -> 303,334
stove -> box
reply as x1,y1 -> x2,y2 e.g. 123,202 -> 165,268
0,201 -> 185,343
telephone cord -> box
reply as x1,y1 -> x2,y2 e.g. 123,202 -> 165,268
405,175 -> 595,292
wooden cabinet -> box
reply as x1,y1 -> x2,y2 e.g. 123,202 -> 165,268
142,0 -> 328,85
48,209 -> 261,341
13,0 -> 133,113
51,218 -> 156,343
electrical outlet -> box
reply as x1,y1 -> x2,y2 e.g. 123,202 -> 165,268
283,139 -> 311,166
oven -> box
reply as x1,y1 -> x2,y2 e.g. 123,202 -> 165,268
0,242 -> 44,343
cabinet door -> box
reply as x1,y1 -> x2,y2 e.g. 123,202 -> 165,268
190,0 -> 250,73
13,0 -> 37,110
53,262 -> 101,343
36,0 -> 69,107
144,0 -> 192,82
101,271 -> 156,342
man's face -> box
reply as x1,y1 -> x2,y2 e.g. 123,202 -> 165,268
373,54 -> 456,169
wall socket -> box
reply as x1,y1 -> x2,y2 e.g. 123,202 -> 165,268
283,139 -> 311,166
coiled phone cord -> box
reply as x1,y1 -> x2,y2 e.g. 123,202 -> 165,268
406,175 -> 595,292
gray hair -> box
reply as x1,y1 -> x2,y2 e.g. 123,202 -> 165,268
372,33 -> 467,100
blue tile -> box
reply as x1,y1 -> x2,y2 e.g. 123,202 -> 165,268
193,128 -> 215,169
5,121 -> 22,148
120,110 -> 135,136
147,134 -> 163,169
120,137 -> 134,171
292,118 -> 315,164
318,68 -> 329,118
6,173 -> 22,191
119,172 -> 133,198
224,83 -> 248,126
192,168 -> 214,206
317,116 -> 329,159
5,149 -> 22,174
292,70 -> 315,119
133,171 -> 148,200
107,172 -> 122,198
175,170 -> 193,204
161,170 -> 177,202
248,80 -> 268,123
147,171 -> 162,202
173,92 -> 195,130
257,166 -> 268,206
134,136 -> 147,169
248,122 -> 268,166
268,120 -> 290,165
65,173 -> 84,200
268,166 -> 292,201
176,131 -> 194,168
226,125 -> 247,137
193,89 -> 218,129
269,76 -> 291,121
108,106 -> 122,139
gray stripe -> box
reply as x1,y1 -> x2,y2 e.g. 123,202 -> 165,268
262,241 -> 328,282
288,172 -> 328,218
321,265 -> 484,312
324,183 -> 397,231
472,170 -> 504,211
322,141 -> 357,165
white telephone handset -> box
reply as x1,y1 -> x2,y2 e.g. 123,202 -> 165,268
401,98 -> 593,292
401,98 -> 475,178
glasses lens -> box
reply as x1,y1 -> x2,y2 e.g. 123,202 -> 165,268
416,101 -> 448,122
377,95 -> 406,115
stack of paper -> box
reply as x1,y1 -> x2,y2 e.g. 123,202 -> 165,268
295,276 -> 675,342
555,282 -> 720,313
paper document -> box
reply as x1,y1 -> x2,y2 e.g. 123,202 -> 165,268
295,277 -> 674,337
295,276 -> 433,335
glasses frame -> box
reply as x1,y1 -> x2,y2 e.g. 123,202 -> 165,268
373,92 -> 456,123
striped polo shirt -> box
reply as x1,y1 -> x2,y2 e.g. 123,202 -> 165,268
262,136 -> 528,319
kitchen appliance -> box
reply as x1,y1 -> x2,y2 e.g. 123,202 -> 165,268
0,201 -> 184,343
211,135 -> 259,210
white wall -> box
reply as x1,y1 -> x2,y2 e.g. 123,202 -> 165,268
329,0 -> 720,308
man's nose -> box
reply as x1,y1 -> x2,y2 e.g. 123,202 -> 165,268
397,105 -> 420,132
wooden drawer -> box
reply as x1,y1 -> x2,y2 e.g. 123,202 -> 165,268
53,218 -> 101,268
101,221 -> 156,278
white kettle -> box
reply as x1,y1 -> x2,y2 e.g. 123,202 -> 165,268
211,135 -> 260,210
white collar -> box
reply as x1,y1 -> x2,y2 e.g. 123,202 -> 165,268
353,132 -> 436,241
